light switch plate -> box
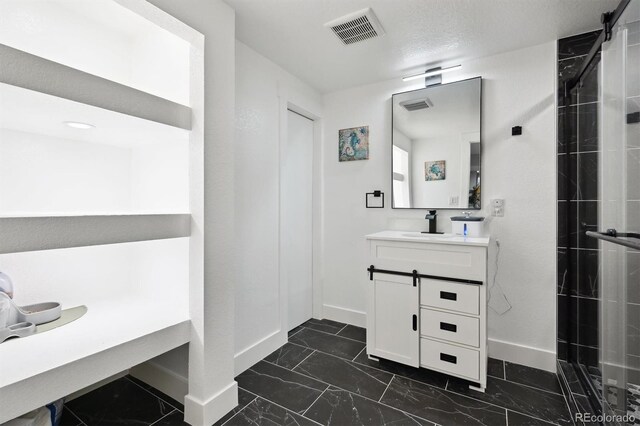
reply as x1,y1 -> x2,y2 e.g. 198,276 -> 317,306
491,199 -> 504,217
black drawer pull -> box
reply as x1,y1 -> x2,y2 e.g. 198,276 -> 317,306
412,314 -> 417,331
440,353 -> 457,364
440,291 -> 457,301
440,322 -> 457,332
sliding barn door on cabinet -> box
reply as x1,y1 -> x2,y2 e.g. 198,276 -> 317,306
367,273 -> 419,367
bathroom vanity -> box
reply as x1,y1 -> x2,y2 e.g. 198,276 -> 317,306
365,230 -> 489,391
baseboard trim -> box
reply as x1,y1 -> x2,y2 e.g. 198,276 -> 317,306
234,329 -> 287,375
488,338 -> 556,372
322,304 -> 366,327
185,381 -> 238,426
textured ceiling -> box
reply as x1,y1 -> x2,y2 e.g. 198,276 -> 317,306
224,0 -> 618,93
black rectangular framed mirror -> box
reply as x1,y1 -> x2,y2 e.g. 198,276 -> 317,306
392,77 -> 482,209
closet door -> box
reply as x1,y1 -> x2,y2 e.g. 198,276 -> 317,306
284,110 -> 314,330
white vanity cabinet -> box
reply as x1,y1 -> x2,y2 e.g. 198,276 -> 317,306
365,231 -> 489,390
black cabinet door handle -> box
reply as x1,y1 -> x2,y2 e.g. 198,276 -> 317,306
412,314 -> 417,331
440,353 -> 457,364
440,322 -> 457,332
440,291 -> 457,301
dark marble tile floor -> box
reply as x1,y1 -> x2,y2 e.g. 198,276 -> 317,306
63,375 -> 187,426
264,342 -> 315,369
289,327 -> 365,360
59,319 -> 573,426
487,357 -> 505,379
504,362 -> 563,395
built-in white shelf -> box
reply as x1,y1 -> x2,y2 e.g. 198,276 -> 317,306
0,44 -> 191,130
0,214 -> 190,254
0,1 -> 203,422
0,83 -> 189,148
0,300 -> 190,422
0,237 -> 190,423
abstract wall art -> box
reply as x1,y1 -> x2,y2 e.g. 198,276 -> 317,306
425,160 -> 446,181
339,126 -> 369,162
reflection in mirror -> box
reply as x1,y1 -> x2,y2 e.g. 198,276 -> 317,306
392,77 -> 481,209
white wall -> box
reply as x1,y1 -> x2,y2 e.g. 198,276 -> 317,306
0,0 -> 190,104
138,1 -> 237,425
130,140 -> 189,212
321,42 -> 558,371
0,129 -> 131,213
0,238 -> 188,309
124,7 -> 323,423
234,41 -> 323,374
393,129 -> 412,153
411,137 -> 462,208
0,128 -> 189,215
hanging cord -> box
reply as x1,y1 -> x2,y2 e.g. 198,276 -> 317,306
491,240 -> 501,293
488,239 -> 512,315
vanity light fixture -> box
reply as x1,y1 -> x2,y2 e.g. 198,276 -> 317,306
402,65 -> 462,82
64,121 -> 95,130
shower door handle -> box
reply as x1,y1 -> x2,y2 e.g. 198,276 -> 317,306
586,230 -> 640,251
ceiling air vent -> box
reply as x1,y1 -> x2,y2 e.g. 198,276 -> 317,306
400,98 -> 433,112
325,8 -> 385,46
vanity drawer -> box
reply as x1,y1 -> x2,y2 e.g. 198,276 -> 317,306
420,308 -> 479,347
420,338 -> 479,381
369,240 -> 487,282
420,279 -> 479,315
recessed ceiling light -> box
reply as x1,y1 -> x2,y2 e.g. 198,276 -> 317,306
64,121 -> 95,129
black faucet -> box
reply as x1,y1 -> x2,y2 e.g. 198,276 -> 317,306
423,210 -> 442,234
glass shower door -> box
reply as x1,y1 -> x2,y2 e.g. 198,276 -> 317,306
599,0 -> 640,421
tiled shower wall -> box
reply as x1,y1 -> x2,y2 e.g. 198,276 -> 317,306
557,30 -> 601,367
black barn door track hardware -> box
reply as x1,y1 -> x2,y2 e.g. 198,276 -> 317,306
367,265 -> 483,286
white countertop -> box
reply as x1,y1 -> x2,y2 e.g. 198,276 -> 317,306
0,298 -> 190,422
0,299 -> 190,388
366,230 -> 490,247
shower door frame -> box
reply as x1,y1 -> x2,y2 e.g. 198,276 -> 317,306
560,0 -> 633,416
597,0 -> 640,419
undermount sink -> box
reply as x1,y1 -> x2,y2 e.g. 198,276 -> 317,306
401,232 -> 456,239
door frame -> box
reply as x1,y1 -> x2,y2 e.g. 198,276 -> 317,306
278,89 -> 323,339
